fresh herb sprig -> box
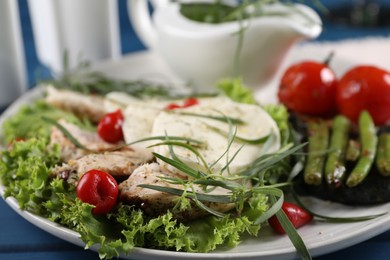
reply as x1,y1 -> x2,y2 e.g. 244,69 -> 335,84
140,135 -> 312,259
44,52 -> 213,99
179,0 -> 327,25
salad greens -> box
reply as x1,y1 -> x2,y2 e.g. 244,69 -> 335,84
0,77 -> 307,259
0,137 -> 270,259
217,78 -> 257,104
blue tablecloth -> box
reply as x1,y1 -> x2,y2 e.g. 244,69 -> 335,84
2,0 -> 390,259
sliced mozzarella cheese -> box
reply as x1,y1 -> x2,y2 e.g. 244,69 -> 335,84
114,94 -> 227,150
122,103 -> 162,149
151,97 -> 280,176
104,92 -> 170,149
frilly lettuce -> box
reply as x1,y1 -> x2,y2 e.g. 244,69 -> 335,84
217,78 -> 256,104
0,136 -> 269,259
0,138 -> 60,212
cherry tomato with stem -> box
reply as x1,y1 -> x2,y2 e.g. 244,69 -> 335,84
268,202 -> 313,234
76,169 -> 119,215
336,65 -> 390,126
278,54 -> 338,117
97,109 -> 124,143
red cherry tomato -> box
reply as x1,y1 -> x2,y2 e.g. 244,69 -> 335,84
76,169 -> 119,215
97,109 -> 124,143
336,65 -> 390,126
278,61 -> 338,117
268,202 -> 313,234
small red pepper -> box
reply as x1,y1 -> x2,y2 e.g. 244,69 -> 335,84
182,97 -> 199,108
268,202 -> 313,234
165,103 -> 182,110
165,97 -> 199,110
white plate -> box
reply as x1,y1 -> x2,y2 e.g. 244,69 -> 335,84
1,50 -> 390,260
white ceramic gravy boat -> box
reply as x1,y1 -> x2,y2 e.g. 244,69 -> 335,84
128,0 -> 322,91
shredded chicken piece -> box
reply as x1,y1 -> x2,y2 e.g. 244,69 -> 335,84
52,149 -> 154,184
45,86 -> 106,123
118,163 -> 235,221
48,119 -> 121,161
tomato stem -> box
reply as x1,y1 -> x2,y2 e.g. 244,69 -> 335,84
323,51 -> 335,66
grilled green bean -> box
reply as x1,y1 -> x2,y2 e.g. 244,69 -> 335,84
346,111 -> 378,187
346,139 -> 361,161
376,133 -> 390,176
325,115 -> 350,188
304,119 -> 329,185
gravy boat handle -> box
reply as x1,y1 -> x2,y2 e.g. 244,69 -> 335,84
128,0 -> 169,49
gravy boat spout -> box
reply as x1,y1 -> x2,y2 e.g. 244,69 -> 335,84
129,0 -> 322,92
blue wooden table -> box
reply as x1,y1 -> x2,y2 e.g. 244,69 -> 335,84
2,194 -> 390,260
2,0 -> 390,259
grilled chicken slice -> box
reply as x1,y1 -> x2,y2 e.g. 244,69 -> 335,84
52,149 -> 154,185
119,163 -> 235,221
45,86 -> 106,123
49,119 -> 119,161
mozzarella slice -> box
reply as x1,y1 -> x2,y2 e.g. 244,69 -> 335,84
122,103 -> 162,149
151,97 -> 280,176
104,92 -> 168,149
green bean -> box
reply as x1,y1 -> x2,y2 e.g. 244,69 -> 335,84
376,133 -> 390,176
304,119 -> 329,185
346,111 -> 378,187
325,115 -> 350,188
346,139 -> 361,161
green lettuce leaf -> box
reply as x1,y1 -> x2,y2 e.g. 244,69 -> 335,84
263,104 -> 290,145
2,100 -> 93,144
183,193 -> 268,252
0,138 -> 61,214
216,78 -> 256,104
